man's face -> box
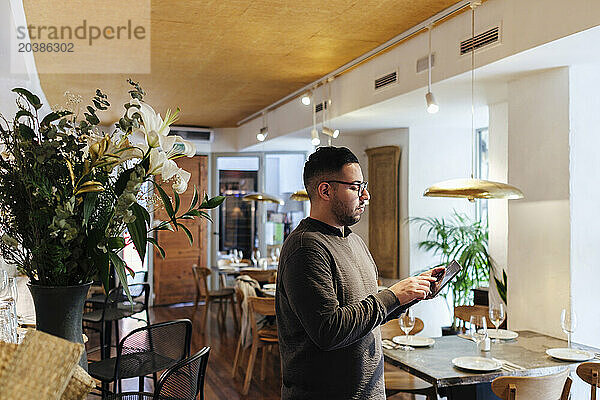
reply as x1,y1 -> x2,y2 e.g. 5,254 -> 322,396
329,163 -> 370,226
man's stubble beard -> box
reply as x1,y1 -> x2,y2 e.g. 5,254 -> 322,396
331,196 -> 361,227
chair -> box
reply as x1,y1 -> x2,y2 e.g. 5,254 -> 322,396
192,265 -> 238,333
380,318 -> 437,400
242,296 -> 278,395
491,368 -> 570,400
239,270 -> 276,284
83,283 -> 151,358
577,362 -> 600,400
88,319 -> 192,398
454,305 -> 492,332
86,272 -> 149,306
105,347 -> 211,400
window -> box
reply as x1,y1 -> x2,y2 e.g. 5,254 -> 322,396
475,127 -> 489,222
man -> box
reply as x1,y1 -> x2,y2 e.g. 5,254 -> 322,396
276,146 -> 443,400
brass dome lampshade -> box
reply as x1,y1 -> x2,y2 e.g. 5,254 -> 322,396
290,189 -> 309,201
424,2 -> 523,201
242,193 -> 284,205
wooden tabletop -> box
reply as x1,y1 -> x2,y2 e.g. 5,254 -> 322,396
384,330 -> 600,389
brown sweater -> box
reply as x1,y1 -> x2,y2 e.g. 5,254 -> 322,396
276,217 -> 404,400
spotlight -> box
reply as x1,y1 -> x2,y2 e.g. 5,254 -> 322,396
322,126 -> 340,138
257,127 -> 268,142
301,94 -> 311,106
311,128 -> 320,146
426,92 -> 439,114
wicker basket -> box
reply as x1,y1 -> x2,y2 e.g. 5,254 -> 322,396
0,330 -> 95,400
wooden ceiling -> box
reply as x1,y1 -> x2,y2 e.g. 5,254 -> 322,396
24,0 -> 459,128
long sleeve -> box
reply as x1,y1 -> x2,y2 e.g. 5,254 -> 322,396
281,244 -> 400,351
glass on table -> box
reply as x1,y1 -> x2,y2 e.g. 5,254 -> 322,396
561,308 -> 577,349
469,315 -> 488,353
0,301 -> 16,343
398,308 -> 415,351
489,303 -> 506,342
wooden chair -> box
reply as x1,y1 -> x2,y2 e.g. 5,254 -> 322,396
454,305 -> 492,332
191,265 -> 238,333
381,318 -> 437,400
231,287 -> 246,377
242,296 -> 278,395
491,368 -> 570,400
577,362 -> 600,400
239,270 -> 276,284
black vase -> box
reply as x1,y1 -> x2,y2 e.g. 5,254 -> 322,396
27,282 -> 92,370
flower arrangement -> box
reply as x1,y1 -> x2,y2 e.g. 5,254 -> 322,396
0,80 -> 224,298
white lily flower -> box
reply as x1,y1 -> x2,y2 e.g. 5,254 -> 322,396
173,169 -> 191,194
148,148 -> 167,175
169,136 -> 196,157
160,158 -> 181,181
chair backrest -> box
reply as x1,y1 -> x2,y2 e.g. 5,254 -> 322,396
100,283 -> 150,320
454,305 -> 492,331
155,347 -> 211,400
577,362 -> 600,400
192,265 -> 211,298
115,319 -> 193,381
234,286 -> 244,320
241,270 -> 276,284
247,296 -> 276,344
380,317 -> 424,339
491,368 -> 569,400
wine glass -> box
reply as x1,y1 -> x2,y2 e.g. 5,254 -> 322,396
561,308 -> 577,349
398,309 -> 415,351
469,315 -> 488,353
488,303 -> 506,342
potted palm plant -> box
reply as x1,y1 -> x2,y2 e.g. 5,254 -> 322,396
0,80 -> 223,366
410,211 -> 490,333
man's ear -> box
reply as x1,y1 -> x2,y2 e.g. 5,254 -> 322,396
317,182 -> 331,201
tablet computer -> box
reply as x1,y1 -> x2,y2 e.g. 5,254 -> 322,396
426,260 -> 462,299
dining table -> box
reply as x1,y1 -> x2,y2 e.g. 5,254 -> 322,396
383,330 -> 600,399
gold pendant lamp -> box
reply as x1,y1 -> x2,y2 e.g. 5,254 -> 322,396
242,193 -> 285,205
424,1 -> 523,202
290,189 -> 309,201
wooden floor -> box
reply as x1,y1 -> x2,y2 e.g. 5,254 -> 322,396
85,301 -> 282,399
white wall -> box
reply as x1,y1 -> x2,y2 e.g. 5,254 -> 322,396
488,101 -> 509,307
569,63 -> 600,349
506,68 -> 571,338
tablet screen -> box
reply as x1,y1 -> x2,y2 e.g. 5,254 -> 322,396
429,260 -> 462,298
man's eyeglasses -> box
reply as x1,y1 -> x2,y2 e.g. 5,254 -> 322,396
324,180 -> 368,196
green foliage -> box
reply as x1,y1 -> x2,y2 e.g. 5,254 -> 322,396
410,211 -> 490,325
0,82 -> 225,299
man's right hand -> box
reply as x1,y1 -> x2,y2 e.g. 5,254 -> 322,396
387,274 -> 438,305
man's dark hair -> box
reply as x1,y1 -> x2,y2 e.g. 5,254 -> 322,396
303,146 -> 359,200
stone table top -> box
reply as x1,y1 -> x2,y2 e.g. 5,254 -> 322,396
384,330 -> 599,388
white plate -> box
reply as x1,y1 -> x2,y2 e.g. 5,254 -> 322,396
262,283 -> 276,290
230,262 -> 249,267
487,329 -> 519,340
392,336 -> 435,347
546,348 -> 594,362
452,356 -> 502,372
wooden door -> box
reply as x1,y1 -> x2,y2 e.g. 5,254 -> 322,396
365,146 -> 400,279
153,156 -> 208,305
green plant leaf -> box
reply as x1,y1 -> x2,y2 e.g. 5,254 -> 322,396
93,251 -> 110,294
178,223 -> 194,245
12,88 -> 42,109
126,202 -> 149,263
18,123 -> 35,140
147,237 -> 165,258
173,190 -> 180,214
155,184 -> 175,220
190,186 -> 199,209
108,252 -> 132,304
15,110 -> 34,121
199,195 -> 225,209
83,193 -> 98,227
106,237 -> 126,250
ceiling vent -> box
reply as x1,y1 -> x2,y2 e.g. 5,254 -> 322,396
315,101 -> 328,113
416,54 -> 435,73
460,26 -> 500,55
170,126 -> 214,142
374,71 -> 397,90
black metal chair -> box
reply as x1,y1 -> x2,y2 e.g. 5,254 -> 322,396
88,319 -> 193,398
104,347 -> 211,400
84,282 -> 151,358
